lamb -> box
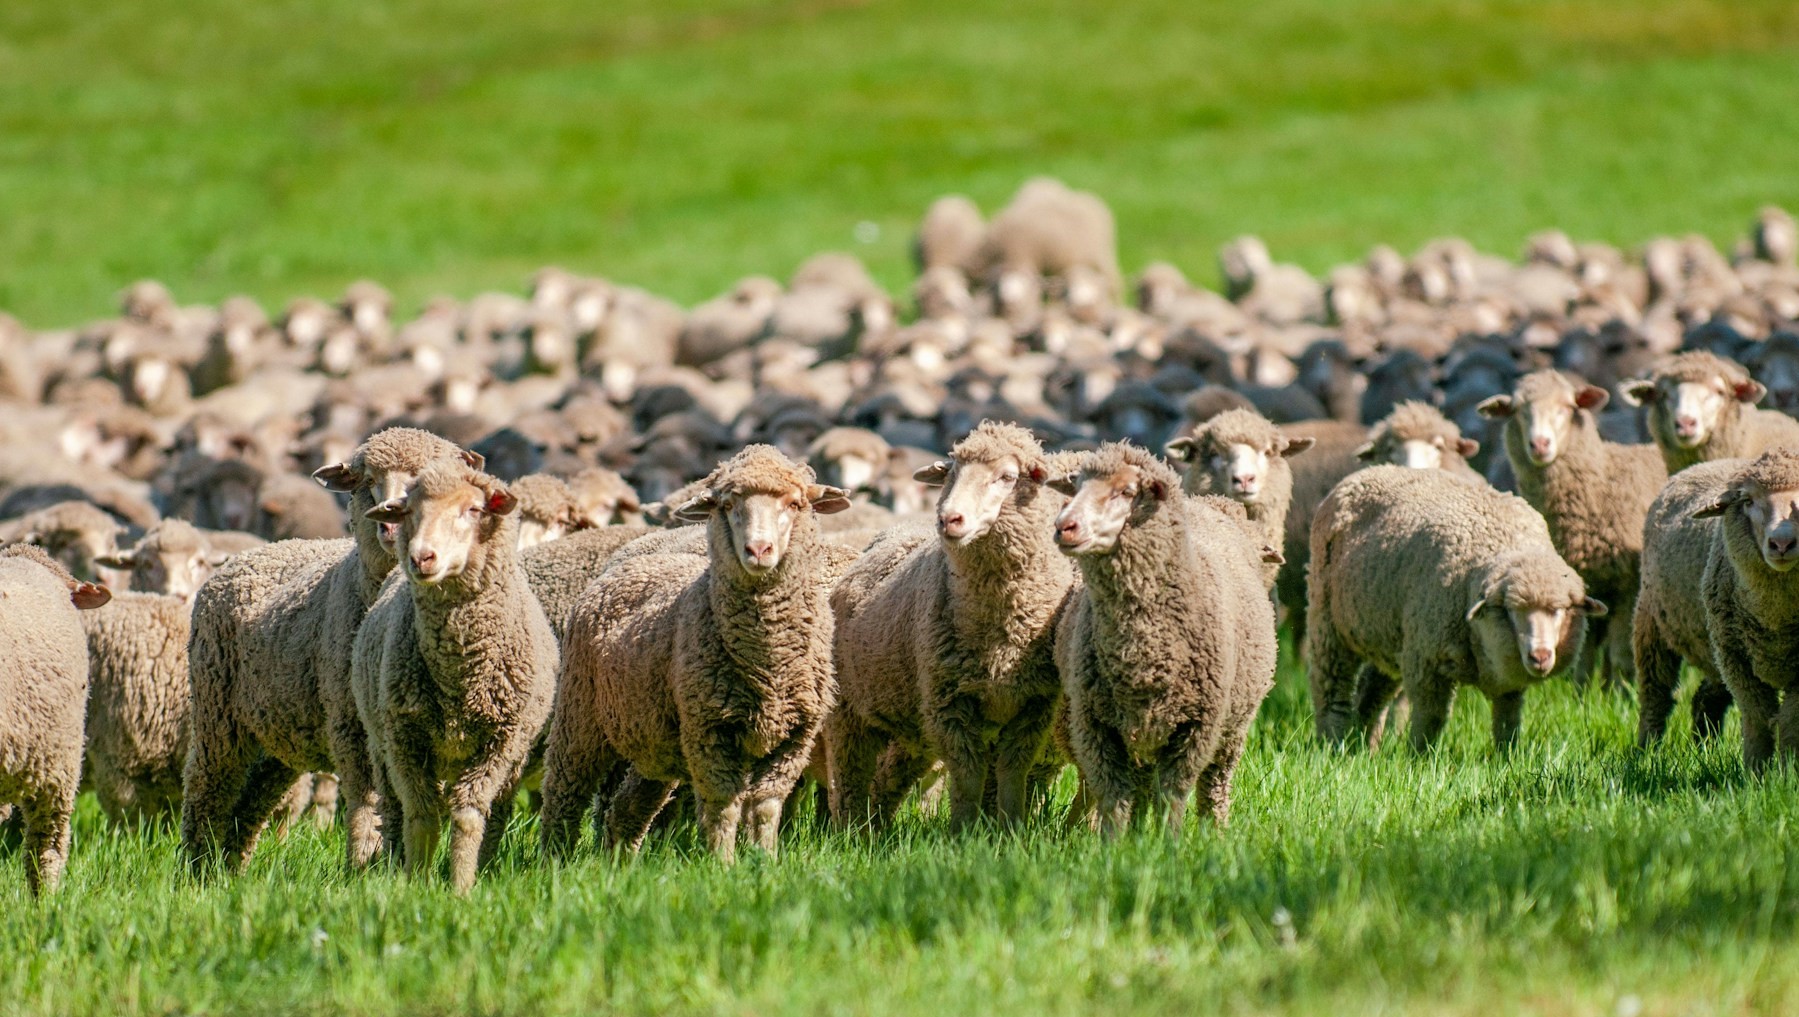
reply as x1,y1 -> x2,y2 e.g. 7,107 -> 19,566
1355,401 -> 1485,485
1165,409 -> 1314,591
1622,351 -> 1799,474
558,466 -> 642,527
1477,371 -> 1668,689
827,422 -> 1076,829
1690,450 -> 1799,772
0,544 -> 110,894
1308,467 -> 1605,751
1049,443 -> 1276,836
539,447 -> 850,862
1632,459 -> 1741,746
182,427 -> 481,873
353,461 -> 557,892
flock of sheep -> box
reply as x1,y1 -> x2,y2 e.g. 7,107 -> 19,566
3,178 -> 1799,897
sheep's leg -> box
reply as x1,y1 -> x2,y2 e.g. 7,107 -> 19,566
221,755 -> 301,871
478,779 -> 519,870
745,796 -> 784,856
698,794 -> 746,864
1194,726 -> 1250,828
870,744 -> 932,827
604,772 -> 677,854
328,710 -> 383,870
1349,665 -> 1399,750
1070,708 -> 1137,839
1602,598 -> 1637,694
538,713 -> 620,860
1632,610 -> 1680,746
20,787 -> 75,896
308,774 -> 340,830
1692,672 -> 1734,740
179,729 -> 257,870
1153,725 -> 1212,838
1403,668 -> 1457,753
924,693 -> 990,830
1776,689 -> 1799,768
272,774 -> 312,838
444,806 -> 485,895
1714,638 -> 1776,773
1306,618 -> 1360,745
823,713 -> 880,829
992,697 -> 1055,825
1489,691 -> 1525,753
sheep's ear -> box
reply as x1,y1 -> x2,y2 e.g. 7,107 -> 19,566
672,491 -> 719,523
1620,380 -> 1657,407
1025,462 -> 1048,484
1353,442 -> 1378,461
71,581 -> 111,611
1580,596 -> 1608,618
259,497 -> 286,517
460,449 -> 486,471
1144,476 -> 1170,501
313,461 -> 363,493
1464,595 -> 1493,623
482,484 -> 518,516
1280,436 -> 1315,458
1574,385 -> 1610,412
94,549 -> 137,569
1046,473 -> 1081,496
1456,437 -> 1481,458
1260,544 -> 1285,565
1163,437 -> 1196,462
912,460 -> 951,487
1476,395 -> 1516,420
205,550 -> 232,567
365,497 -> 410,524
1692,488 -> 1748,519
806,484 -> 853,515
1731,378 -> 1767,404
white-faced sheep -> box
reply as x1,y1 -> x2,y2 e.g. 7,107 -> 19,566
181,427 -> 480,873
353,461 -> 557,892
1632,458 -> 1742,746
1355,401 -> 1484,485
0,544 -> 110,894
1166,409 -> 1314,591
1623,351 -> 1799,474
1049,443 -> 1276,836
1691,450 -> 1799,772
1308,467 -> 1605,751
539,447 -> 850,862
828,422 -> 1076,829
1477,371 -> 1667,689
509,473 -> 589,550
558,466 -> 642,528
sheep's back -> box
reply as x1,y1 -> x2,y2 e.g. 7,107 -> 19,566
1639,460 -> 1741,664
0,559 -> 89,793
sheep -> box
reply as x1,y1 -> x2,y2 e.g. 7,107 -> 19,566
251,473 -> 348,541
92,518 -> 232,601
519,523 -> 657,643
1307,467 -> 1605,751
677,276 -> 781,368
557,466 -> 643,528
1632,459 -> 1742,746
1360,350 -> 1437,424
1477,371 -> 1667,689
973,178 -> 1120,300
914,195 -> 985,274
806,426 -> 892,502
78,590 -> 191,824
353,461 -> 557,892
827,422 -> 1076,829
1691,450 -> 1799,772
1048,443 -> 1276,836
539,447 -> 851,862
1165,409 -> 1313,591
509,473 -> 588,550
0,499 -> 128,587
1355,401 -> 1485,485
1622,351 -> 1799,474
0,544 -> 110,894
181,427 -> 481,873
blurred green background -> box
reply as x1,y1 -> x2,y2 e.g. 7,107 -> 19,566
2,0 -> 1797,326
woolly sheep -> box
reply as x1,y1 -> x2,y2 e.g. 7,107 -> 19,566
182,428 -> 480,873
828,422 -> 1076,829
1308,467 -> 1605,751
1049,443 -> 1276,836
539,447 -> 851,862
914,195 -> 985,274
1355,401 -> 1484,484
1632,459 -> 1741,745
1275,419 -> 1369,644
0,544 -> 110,894
1166,409 -> 1313,591
0,499 -> 128,588
1622,351 -> 1799,474
558,466 -> 642,528
79,590 -> 191,824
1691,450 -> 1799,771
251,472 -> 348,541
354,461 -> 557,892
509,473 -> 589,550
1478,371 -> 1667,689
519,523 -> 656,643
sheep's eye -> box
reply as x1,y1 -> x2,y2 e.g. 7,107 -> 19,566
466,505 -> 483,518
787,500 -> 802,512
999,473 -> 1017,484
1120,485 -> 1138,499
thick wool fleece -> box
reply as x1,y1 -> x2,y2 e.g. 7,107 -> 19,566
1633,459 -> 1742,746
181,427 -> 474,873
1274,419 -> 1368,645
81,591 -> 191,823
829,421 -> 1076,828
519,523 -> 655,643
1055,444 -> 1276,834
1363,401 -> 1485,484
539,446 -> 843,862
1307,466 -> 1591,751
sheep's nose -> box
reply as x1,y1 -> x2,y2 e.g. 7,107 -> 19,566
1770,534 -> 1797,557
744,540 -> 774,564
939,511 -> 967,537
1529,436 -> 1551,457
411,549 -> 437,574
1231,473 -> 1257,492
1056,518 -> 1084,545
1528,647 -> 1553,672
1674,414 -> 1699,436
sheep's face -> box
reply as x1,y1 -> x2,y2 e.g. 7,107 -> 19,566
515,509 -> 569,551
1479,382 -> 1608,467
372,478 -> 516,586
1696,482 -> 1799,572
823,453 -> 880,499
1625,373 -> 1762,449
201,476 -> 261,534
920,454 -> 1045,546
678,481 -> 849,575
100,539 -> 219,601
570,480 -> 640,528
1051,464 -> 1168,556
349,299 -> 387,336
127,355 -> 180,409
1467,575 -> 1603,682
28,526 -> 118,585
1359,434 -> 1445,470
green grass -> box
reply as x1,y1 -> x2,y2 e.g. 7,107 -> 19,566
3,647 -> 1796,1016
3,1 -> 1799,326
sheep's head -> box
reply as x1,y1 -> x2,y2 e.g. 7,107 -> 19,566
1047,443 -> 1177,556
1356,401 -> 1477,470
1621,352 -> 1763,450
1464,552 -> 1604,679
188,459 -> 263,533
916,421 -> 1050,546
96,520 -> 224,601
509,474 -> 586,551
675,445 -> 848,576
1165,410 -> 1312,506
565,468 -> 642,528
1477,371 -> 1607,467
1693,450 -> 1799,572
807,427 -> 891,501
366,462 -> 516,586
0,543 -> 111,610
314,427 -> 484,556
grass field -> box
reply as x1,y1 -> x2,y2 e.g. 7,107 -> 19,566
3,648 -> 1796,1016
